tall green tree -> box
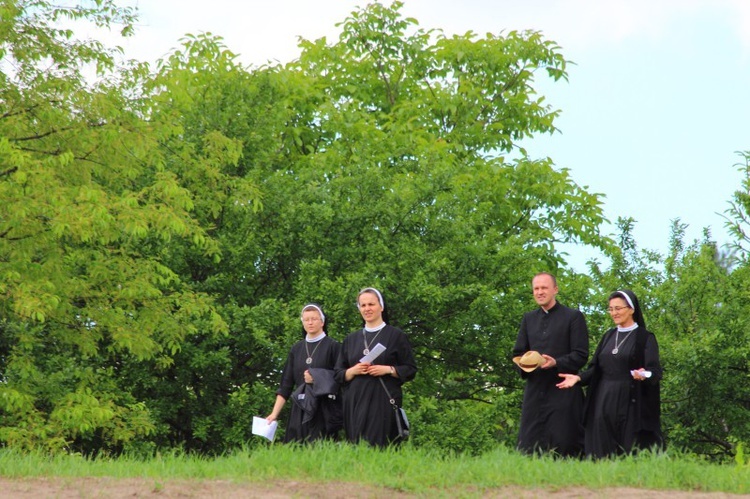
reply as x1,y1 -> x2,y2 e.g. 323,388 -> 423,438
1,0 -> 615,454
657,151 -> 750,459
143,2 -> 750,459
0,0 -> 225,452
118,33 -> 278,452
149,2 -> 611,452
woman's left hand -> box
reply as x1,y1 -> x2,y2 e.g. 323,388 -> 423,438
365,365 -> 392,377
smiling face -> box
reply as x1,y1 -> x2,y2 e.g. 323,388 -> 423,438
301,308 -> 324,336
532,274 -> 558,311
358,291 -> 384,326
608,297 -> 635,327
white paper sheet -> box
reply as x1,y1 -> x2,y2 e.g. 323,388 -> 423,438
252,416 -> 278,441
360,342 -> 386,363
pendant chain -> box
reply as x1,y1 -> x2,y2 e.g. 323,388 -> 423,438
611,329 -> 634,355
305,338 -> 323,365
363,328 -> 384,356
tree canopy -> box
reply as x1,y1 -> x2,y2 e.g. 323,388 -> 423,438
1,1 -> 748,460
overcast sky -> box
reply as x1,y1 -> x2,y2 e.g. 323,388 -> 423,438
114,0 -> 750,269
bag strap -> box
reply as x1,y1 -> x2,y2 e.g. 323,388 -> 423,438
379,378 -> 399,409
369,332 -> 398,409
380,378 -> 407,437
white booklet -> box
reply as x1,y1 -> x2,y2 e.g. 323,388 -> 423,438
252,416 -> 278,441
360,342 -> 386,363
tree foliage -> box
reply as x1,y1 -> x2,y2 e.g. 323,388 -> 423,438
0,0 -> 226,452
142,1 -> 609,452
4,1 -> 748,461
586,216 -> 750,461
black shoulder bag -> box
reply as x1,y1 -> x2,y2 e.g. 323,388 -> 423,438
379,377 -> 410,441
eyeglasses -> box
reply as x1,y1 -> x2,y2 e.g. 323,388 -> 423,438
607,306 -> 630,313
302,317 -> 321,323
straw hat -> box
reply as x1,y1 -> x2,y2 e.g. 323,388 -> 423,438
513,350 -> 545,372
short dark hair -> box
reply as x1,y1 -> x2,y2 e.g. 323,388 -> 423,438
532,272 -> 557,287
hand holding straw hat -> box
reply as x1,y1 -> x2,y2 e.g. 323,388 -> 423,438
513,350 -> 545,373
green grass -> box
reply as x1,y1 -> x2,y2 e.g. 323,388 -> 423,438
0,444 -> 748,496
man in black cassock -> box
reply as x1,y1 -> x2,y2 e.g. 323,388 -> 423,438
512,272 -> 589,457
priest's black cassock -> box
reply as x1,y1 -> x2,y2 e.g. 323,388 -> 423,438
513,302 -> 589,456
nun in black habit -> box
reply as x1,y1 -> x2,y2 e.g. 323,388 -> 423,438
334,287 -> 417,447
266,303 -> 342,442
557,290 -> 664,458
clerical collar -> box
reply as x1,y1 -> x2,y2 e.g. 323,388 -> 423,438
616,323 -> 638,332
541,302 -> 558,314
306,332 -> 327,342
364,322 -> 387,333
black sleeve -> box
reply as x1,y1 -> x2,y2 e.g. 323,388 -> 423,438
276,347 -> 296,399
555,309 -> 589,373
